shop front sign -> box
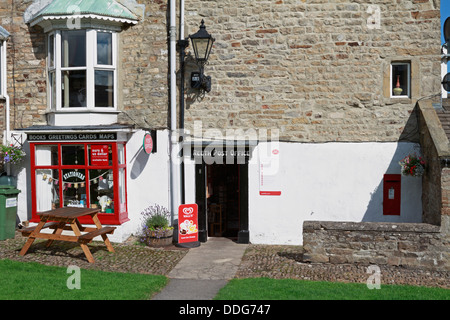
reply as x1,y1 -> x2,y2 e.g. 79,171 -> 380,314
191,144 -> 253,164
28,133 -> 117,142
63,171 -> 85,181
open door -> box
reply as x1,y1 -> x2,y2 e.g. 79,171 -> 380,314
195,163 -> 208,242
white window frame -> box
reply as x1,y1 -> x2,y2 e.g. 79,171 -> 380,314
47,29 -> 117,111
390,62 -> 411,99
93,30 -> 117,109
48,32 -> 56,109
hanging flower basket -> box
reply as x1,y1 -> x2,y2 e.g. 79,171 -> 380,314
0,144 -> 26,165
399,153 -> 425,177
0,144 -> 26,173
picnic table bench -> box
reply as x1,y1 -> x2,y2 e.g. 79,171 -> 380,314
19,207 -> 116,263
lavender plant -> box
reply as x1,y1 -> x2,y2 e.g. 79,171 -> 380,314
139,204 -> 173,244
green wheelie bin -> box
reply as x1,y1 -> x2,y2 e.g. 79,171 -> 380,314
0,185 -> 21,240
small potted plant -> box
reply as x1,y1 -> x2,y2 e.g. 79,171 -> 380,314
139,204 -> 174,247
399,153 -> 425,177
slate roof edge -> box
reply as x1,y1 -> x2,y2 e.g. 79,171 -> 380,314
15,124 -> 136,133
24,0 -> 144,25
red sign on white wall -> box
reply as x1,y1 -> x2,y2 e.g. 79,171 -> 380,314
143,133 -> 153,154
259,147 -> 281,196
178,204 -> 198,244
91,145 -> 109,166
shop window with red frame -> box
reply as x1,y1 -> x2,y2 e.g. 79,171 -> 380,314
30,142 -> 128,225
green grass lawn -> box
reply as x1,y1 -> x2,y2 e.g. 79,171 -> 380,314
0,259 -> 168,300
215,278 -> 450,300
2,259 -> 449,300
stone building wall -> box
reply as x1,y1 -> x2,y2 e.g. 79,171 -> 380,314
117,0 -> 170,129
302,221 -> 450,271
0,0 -> 442,143
419,100 -> 447,225
0,0 -> 48,143
183,0 -> 441,142
0,0 -> 171,137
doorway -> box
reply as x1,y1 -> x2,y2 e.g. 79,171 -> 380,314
195,162 -> 249,243
207,163 -> 239,238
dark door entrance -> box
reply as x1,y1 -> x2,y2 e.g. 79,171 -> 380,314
195,162 -> 249,243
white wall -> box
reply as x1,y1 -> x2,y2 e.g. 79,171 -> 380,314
248,142 -> 423,245
11,134 -> 30,224
13,134 -> 423,245
117,129 -> 171,241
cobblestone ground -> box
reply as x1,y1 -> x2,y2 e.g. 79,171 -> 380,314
1,232 -> 449,289
0,232 -> 188,275
236,245 -> 450,289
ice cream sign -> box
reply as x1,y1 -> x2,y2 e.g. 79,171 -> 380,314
178,204 -> 198,244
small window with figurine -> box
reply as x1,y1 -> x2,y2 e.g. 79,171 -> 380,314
391,62 -> 410,98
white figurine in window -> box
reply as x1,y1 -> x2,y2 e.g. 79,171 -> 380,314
98,195 -> 112,212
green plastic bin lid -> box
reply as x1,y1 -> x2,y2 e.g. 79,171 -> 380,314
0,185 -> 20,195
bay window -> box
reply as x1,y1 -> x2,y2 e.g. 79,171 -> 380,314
48,29 -> 117,111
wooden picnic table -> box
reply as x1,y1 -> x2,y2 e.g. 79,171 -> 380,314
19,207 -> 116,263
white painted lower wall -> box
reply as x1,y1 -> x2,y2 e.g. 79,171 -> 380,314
13,132 -> 423,245
248,141 -> 422,245
113,129 -> 172,242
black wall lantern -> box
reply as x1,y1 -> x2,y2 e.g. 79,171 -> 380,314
188,19 -> 215,92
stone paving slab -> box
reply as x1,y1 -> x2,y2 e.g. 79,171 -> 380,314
152,238 -> 248,300
152,279 -> 228,300
168,237 -> 248,280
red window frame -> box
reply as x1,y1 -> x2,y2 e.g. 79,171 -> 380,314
30,142 -> 128,225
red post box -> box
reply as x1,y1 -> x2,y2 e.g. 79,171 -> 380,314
383,174 -> 401,215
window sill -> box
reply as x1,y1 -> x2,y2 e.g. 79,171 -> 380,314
47,109 -> 121,126
47,108 -> 120,114
390,95 -> 410,99
387,97 -> 412,104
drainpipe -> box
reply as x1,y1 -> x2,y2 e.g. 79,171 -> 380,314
180,0 -> 185,40
169,0 -> 180,226
5,96 -> 9,145
2,39 -> 11,175
179,0 -> 186,205
5,94 -> 10,176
